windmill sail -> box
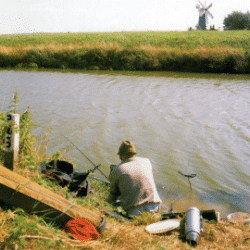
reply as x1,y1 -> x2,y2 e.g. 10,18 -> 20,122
197,1 -> 213,30
207,3 -> 212,9
198,0 -> 205,8
207,10 -> 214,19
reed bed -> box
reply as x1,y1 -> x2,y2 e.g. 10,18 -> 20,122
0,31 -> 250,74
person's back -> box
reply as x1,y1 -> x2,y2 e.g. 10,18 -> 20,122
108,141 -> 162,216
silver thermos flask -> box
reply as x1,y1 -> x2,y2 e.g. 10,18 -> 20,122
185,207 -> 203,247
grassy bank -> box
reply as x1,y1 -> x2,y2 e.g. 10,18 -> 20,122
0,31 -> 250,74
0,96 -> 250,249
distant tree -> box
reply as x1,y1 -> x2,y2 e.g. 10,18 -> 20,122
223,11 -> 250,30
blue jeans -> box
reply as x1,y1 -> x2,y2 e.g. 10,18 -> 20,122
127,203 -> 161,216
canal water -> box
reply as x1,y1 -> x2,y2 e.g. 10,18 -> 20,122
1,70 -> 249,218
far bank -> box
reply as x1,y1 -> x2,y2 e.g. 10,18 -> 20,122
0,31 -> 250,74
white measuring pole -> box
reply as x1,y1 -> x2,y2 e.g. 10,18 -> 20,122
5,113 -> 20,170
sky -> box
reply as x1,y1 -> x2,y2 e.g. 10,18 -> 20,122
0,0 -> 249,34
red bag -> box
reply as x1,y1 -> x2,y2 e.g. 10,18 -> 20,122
63,218 -> 100,241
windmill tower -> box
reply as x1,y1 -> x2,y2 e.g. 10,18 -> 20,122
196,0 -> 213,30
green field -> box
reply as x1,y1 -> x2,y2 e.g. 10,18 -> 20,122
0,31 -> 250,74
1,30 -> 250,49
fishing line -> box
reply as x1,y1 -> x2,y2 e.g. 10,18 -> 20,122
63,135 -> 108,180
168,164 -> 189,213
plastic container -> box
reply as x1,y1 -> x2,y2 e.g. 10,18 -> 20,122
227,212 -> 250,224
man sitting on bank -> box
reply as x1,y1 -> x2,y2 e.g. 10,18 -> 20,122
108,140 -> 162,217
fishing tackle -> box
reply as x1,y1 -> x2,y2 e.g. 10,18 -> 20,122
63,135 -> 108,180
178,171 -> 197,192
168,166 -> 197,213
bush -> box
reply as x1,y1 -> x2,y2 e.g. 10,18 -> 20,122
245,52 -> 250,73
0,53 -> 20,67
112,49 -> 150,71
82,48 -> 107,70
68,50 -> 87,69
0,93 -> 37,168
224,11 -> 250,30
0,113 -> 9,163
27,62 -> 38,69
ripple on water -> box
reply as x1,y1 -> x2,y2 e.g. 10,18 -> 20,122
0,70 -> 250,214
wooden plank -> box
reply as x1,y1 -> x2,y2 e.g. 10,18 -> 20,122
0,164 -> 106,231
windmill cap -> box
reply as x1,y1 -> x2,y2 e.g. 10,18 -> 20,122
117,141 -> 137,155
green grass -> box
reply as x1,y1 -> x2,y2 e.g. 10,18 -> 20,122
0,31 -> 250,50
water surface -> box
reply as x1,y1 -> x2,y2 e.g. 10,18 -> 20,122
1,70 -> 249,218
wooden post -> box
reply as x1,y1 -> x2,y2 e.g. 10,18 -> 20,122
5,113 -> 20,171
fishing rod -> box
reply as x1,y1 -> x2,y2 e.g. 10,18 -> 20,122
88,175 -> 110,184
63,135 -> 109,180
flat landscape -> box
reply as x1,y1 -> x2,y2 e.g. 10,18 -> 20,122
0,30 -> 250,49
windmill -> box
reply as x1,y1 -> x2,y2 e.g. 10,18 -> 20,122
196,0 -> 213,30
